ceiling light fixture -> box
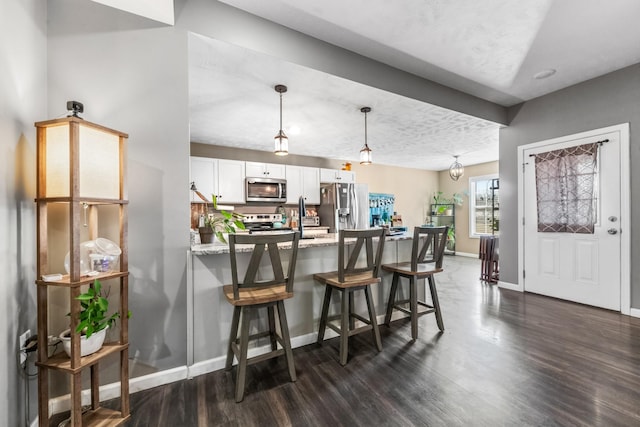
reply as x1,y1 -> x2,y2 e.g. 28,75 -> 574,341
359,107 -> 373,165
533,68 -> 556,80
449,155 -> 464,181
274,84 -> 288,156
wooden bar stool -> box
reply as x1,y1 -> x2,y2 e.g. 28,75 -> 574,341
313,228 -> 386,366
382,226 -> 448,341
223,231 -> 300,402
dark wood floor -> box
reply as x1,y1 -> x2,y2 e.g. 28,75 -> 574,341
52,256 -> 640,426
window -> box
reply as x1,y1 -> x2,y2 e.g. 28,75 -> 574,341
470,175 -> 499,237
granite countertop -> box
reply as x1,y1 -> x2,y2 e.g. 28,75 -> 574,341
191,231 -> 412,255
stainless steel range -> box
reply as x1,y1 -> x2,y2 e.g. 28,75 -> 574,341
242,213 -> 291,234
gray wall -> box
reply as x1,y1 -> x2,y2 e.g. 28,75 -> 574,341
0,0 -> 46,424
48,0 -> 191,373
500,63 -> 640,308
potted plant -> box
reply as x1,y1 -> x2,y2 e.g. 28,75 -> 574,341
60,279 -> 130,357
446,226 -> 456,251
198,195 -> 245,244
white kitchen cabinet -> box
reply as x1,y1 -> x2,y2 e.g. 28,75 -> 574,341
190,157 -> 245,204
319,168 -> 355,183
286,165 -> 320,205
245,161 -> 286,179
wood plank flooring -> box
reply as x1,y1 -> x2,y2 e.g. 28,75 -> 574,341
51,256 -> 640,426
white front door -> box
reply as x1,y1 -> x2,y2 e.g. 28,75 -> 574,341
522,128 -> 623,310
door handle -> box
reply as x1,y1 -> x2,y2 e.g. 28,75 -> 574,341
607,228 -> 618,235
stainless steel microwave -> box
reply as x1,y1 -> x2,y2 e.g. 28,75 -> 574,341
245,177 -> 287,203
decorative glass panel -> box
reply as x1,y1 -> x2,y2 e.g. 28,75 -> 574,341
534,143 -> 598,234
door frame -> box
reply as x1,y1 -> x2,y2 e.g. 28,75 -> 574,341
515,123 -> 630,315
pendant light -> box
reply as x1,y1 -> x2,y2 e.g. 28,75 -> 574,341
359,107 -> 373,165
274,84 -> 288,156
449,155 -> 464,181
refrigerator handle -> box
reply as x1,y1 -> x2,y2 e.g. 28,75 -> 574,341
350,184 -> 357,229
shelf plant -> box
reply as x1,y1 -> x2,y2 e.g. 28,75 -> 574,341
73,279 -> 129,338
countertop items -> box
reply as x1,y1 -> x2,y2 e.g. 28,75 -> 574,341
191,231 -> 412,255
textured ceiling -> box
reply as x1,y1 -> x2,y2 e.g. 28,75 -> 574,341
190,0 -> 640,171
189,34 -> 501,171
220,0 -> 640,106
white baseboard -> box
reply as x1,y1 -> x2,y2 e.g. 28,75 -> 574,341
629,308 -> 640,318
453,251 -> 477,258
498,280 -> 523,292
44,310 -> 428,419
48,366 -> 188,416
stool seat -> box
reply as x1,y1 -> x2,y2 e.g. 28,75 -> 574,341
223,284 -> 293,306
382,262 -> 443,277
382,226 -> 448,341
313,271 -> 381,288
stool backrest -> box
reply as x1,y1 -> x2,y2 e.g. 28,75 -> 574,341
338,228 -> 386,283
228,231 -> 300,300
411,226 -> 449,271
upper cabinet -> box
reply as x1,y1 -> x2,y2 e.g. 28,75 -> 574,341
319,168 -> 355,183
245,161 -> 286,180
190,157 -> 246,204
286,165 -> 320,205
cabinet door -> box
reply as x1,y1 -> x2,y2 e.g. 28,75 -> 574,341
285,165 -> 303,204
338,170 -> 355,183
190,157 -> 216,203
302,167 -> 320,204
246,162 -> 286,179
265,163 -> 286,179
319,168 -> 338,183
245,161 -> 266,178
217,159 -> 245,204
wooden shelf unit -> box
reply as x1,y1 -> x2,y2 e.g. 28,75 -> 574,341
35,117 -> 130,427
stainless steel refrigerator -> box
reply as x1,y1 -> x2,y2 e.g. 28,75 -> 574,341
318,183 -> 369,232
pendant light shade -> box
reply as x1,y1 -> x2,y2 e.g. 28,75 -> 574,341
449,155 -> 464,181
359,107 -> 373,165
274,84 -> 288,156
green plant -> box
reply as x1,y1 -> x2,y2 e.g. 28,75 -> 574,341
72,279 -> 130,338
446,226 -> 456,250
205,195 -> 245,243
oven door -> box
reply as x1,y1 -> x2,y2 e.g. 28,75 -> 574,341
246,178 -> 287,202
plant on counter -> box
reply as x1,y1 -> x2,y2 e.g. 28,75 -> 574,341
203,195 -> 245,243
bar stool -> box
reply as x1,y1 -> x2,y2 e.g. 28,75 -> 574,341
382,226 -> 448,340
223,231 -> 300,402
313,228 -> 386,366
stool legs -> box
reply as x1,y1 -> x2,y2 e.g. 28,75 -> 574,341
317,285 -> 382,366
340,289 -> 350,366
235,307 -> 251,402
385,273 -> 399,326
317,286 -> 332,344
428,275 -> 445,332
364,286 -> 382,351
277,300 -> 296,382
268,306 -> 277,351
385,273 -> 444,339
226,306 -> 241,370
409,277 -> 418,341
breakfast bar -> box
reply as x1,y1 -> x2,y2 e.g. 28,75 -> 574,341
188,232 -> 416,374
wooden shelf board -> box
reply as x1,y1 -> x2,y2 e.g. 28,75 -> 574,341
36,271 -> 129,287
35,197 -> 128,205
37,343 -> 128,373
80,407 -> 129,427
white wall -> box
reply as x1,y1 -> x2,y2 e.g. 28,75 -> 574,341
0,0 -> 47,424
48,0 -> 191,377
500,63 -> 640,307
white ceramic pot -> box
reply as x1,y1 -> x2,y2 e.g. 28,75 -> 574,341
59,325 -> 108,357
